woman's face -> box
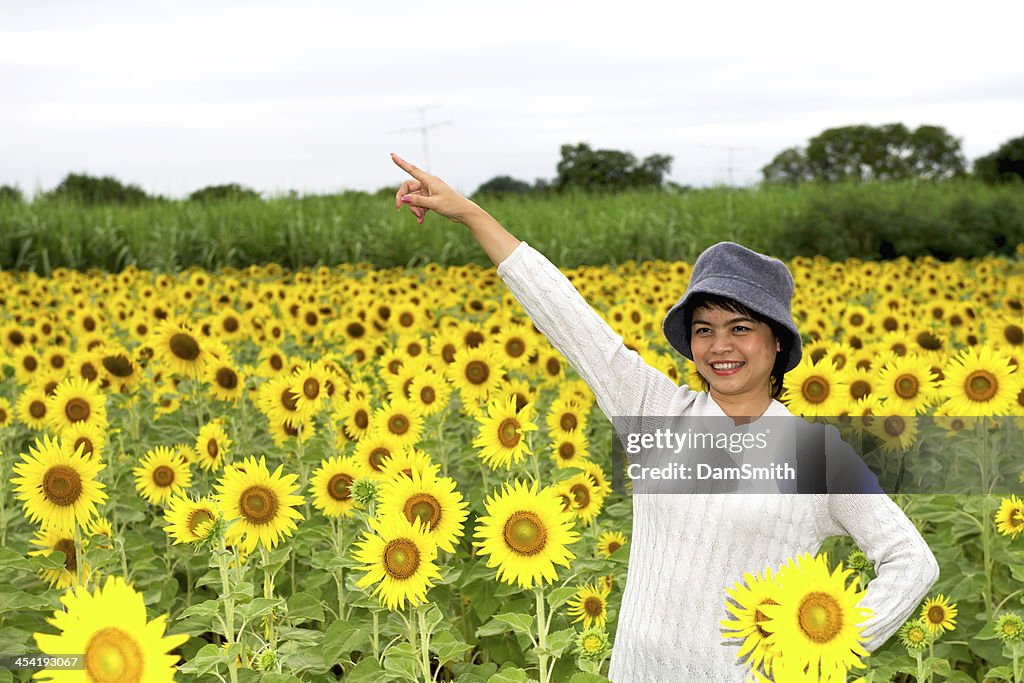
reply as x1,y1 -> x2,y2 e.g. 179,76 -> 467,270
689,305 -> 780,399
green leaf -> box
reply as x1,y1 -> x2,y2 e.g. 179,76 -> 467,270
430,630 -> 472,665
344,658 -> 390,683
983,666 -> 1013,681
258,675 -> 302,683
0,549 -> 36,573
923,657 -> 952,677
322,619 -> 369,665
178,643 -> 230,675
492,613 -> 534,636
569,674 -> 612,683
544,628 -> 576,658
286,592 -> 325,623
178,599 -> 221,620
486,668 -> 529,683
546,586 -> 577,611
422,603 -> 445,634
452,661 -> 498,682
236,597 -> 282,621
0,588 -> 55,612
383,641 -> 419,680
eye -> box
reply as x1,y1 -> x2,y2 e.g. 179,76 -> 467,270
733,325 -> 751,333
693,327 -> 710,336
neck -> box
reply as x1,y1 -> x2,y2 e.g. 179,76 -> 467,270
709,390 -> 773,424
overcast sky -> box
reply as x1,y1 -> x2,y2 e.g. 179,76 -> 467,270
2,1 -> 1023,198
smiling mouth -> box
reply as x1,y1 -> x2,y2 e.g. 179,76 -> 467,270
710,361 -> 745,370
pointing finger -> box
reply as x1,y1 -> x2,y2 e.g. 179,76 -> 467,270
390,153 -> 430,183
394,179 -> 422,209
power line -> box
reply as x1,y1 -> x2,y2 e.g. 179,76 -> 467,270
698,144 -> 757,186
387,104 -> 452,172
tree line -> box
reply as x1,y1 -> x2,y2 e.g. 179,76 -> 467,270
0,125 -> 1021,206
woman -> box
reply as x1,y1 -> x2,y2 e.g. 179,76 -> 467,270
390,153 -> 938,681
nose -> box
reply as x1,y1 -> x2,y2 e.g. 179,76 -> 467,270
709,333 -> 734,354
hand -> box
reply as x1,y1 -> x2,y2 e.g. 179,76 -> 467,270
390,153 -> 480,225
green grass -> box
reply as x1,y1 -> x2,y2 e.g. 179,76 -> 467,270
2,180 -> 1022,274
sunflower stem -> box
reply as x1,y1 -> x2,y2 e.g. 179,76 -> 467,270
914,649 -> 924,682
73,522 -> 85,588
535,585 -> 550,683
372,609 -> 381,663
1013,643 -> 1020,683
417,603 -> 432,683
260,544 -> 278,649
217,538 -> 239,683
335,516 -> 347,621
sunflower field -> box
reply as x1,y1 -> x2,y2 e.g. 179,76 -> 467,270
1,241 -> 1024,683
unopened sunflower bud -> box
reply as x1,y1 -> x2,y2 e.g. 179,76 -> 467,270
846,550 -> 870,571
995,613 -> 1024,645
576,627 -> 611,660
351,476 -> 379,506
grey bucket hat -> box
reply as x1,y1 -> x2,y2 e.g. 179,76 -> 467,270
662,242 -> 802,373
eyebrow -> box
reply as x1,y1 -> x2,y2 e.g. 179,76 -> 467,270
691,316 -> 757,327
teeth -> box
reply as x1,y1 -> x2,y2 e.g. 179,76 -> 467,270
712,362 -> 744,369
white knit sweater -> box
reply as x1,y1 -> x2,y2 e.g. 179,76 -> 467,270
495,241 -> 939,682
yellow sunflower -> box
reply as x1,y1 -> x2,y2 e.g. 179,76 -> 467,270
33,575 -> 188,683
335,395 -> 374,443
545,396 -> 589,434
875,354 -> 938,415
257,373 -> 305,428
472,394 -> 538,470
16,385 -> 52,430
995,495 -> 1024,539
565,472 -> 604,526
721,565 -> 781,678
46,376 -> 107,433
290,360 -> 330,419
920,594 -> 957,634
407,369 -> 453,417
309,456 -> 364,518
353,431 -> 407,479
216,454 -> 305,553
195,421 -> 232,471
597,530 -> 628,558
29,525 -> 93,589
378,447 -> 442,482
12,435 -> 107,530
0,396 -> 12,427
759,554 -> 871,680
448,346 -> 504,405
567,581 -> 611,629
473,479 -> 580,589
781,358 -> 849,417
937,345 -> 1019,416
371,396 -> 425,448
353,513 -> 441,611
377,467 -> 469,553
204,351 -> 245,403
61,420 -> 106,461
151,319 -> 208,377
133,446 -> 192,505
163,495 -> 219,545
550,430 -> 590,470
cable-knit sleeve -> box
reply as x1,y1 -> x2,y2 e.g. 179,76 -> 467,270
496,241 -> 685,421
819,491 -> 939,651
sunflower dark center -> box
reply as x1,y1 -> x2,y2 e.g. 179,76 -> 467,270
347,322 -> 365,338
465,360 -> 489,385
1005,325 -> 1024,346
23,356 -> 38,372
383,538 -> 420,579
369,448 -> 391,471
895,374 -> 919,399
65,397 -> 91,423
399,313 -> 414,327
169,332 -> 200,361
966,371 -> 997,401
85,626 -> 143,683
850,380 -> 871,400
305,311 -> 318,327
803,377 -> 829,403
328,473 -> 353,501
465,331 -> 484,348
917,331 -> 942,351
404,493 -> 442,529
29,400 -> 47,418
389,414 -> 409,435
558,442 -> 576,460
102,354 -> 133,378
570,483 -> 591,508
927,606 -> 945,623
420,386 -> 436,404
884,416 -> 905,437
561,413 -> 579,431
216,368 -> 238,389
303,378 -> 320,399
355,409 -> 369,429
546,358 -> 561,376
442,344 -> 456,364
503,511 -> 547,555
223,316 -> 239,333
74,436 -> 94,457
43,465 -> 83,506
240,485 -> 279,524
498,418 -> 521,448
797,592 -> 843,643
55,538 -> 77,572
152,465 -> 175,487
583,597 -> 604,616
754,598 -> 779,638
188,509 -> 215,534
270,355 -> 283,371
506,338 -> 525,357
607,540 -> 621,554
280,388 -> 298,412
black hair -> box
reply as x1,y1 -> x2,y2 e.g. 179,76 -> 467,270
681,293 -> 791,399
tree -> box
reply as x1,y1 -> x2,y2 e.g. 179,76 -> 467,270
0,185 -> 24,203
974,135 -> 1024,184
555,143 -> 672,192
473,175 -> 533,197
47,173 -> 151,205
188,183 -> 261,202
762,124 -> 966,184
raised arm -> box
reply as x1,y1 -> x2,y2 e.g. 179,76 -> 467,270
389,153 -> 687,420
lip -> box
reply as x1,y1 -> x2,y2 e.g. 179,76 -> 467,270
708,361 -> 745,376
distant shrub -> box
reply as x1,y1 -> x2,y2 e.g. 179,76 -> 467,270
974,135 -> 1024,185
473,175 -> 533,198
188,184 -> 261,202
47,173 -> 150,205
0,185 -> 25,203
